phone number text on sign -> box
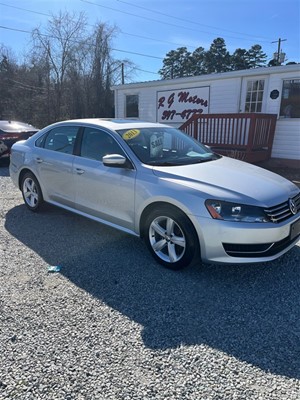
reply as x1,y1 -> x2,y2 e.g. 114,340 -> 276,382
157,87 -> 209,123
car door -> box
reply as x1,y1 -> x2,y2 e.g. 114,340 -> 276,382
73,127 -> 136,231
34,126 -> 79,207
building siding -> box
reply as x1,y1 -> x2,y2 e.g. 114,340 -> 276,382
209,78 -> 241,114
272,120 -> 300,159
266,70 -> 300,159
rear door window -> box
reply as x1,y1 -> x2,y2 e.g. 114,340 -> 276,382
36,126 -> 79,154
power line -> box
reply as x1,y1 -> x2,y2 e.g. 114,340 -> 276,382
80,0 -> 272,43
0,2 -> 198,50
0,0 -> 275,61
0,2 -> 281,76
0,1 -> 50,17
119,31 -> 197,50
0,25 -> 161,77
114,0 -> 274,41
7,78 -> 52,92
134,67 -> 159,76
0,25 -> 164,61
111,47 -> 163,60
0,25 -> 34,35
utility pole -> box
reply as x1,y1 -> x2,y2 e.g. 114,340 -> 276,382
121,63 -> 125,84
272,38 -> 287,64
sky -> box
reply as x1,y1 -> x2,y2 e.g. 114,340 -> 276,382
0,0 -> 299,83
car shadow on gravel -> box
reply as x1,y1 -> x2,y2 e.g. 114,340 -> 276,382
0,165 -> 9,176
5,204 -> 300,379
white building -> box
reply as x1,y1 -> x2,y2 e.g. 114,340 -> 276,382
112,64 -> 300,164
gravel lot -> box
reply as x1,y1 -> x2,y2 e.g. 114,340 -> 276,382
0,164 -> 300,400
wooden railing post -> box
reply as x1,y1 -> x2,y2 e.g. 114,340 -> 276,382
246,114 -> 255,158
267,114 -> 277,159
194,116 -> 198,141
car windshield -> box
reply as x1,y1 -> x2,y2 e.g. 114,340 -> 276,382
116,126 -> 219,166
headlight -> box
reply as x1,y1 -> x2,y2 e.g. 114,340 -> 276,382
205,200 -> 269,223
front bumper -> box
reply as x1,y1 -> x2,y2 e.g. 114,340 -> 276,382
192,214 -> 300,264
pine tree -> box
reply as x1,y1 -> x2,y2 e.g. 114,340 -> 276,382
247,45 -> 267,68
204,38 -> 231,73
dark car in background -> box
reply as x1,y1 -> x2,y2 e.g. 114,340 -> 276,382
0,120 -> 39,161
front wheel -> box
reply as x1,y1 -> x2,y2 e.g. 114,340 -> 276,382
21,172 -> 43,211
144,206 -> 199,270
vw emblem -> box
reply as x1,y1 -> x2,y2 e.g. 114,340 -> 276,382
289,198 -> 297,215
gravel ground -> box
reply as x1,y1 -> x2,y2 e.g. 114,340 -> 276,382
0,165 -> 300,400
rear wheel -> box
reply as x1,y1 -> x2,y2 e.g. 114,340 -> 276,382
144,206 -> 199,270
21,172 -> 43,211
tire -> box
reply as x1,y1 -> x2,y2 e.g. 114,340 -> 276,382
21,172 -> 44,211
144,206 -> 199,270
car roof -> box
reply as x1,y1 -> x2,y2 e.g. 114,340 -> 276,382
0,120 -> 39,132
55,118 -> 170,131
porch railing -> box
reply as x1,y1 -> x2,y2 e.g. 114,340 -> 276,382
179,113 -> 277,163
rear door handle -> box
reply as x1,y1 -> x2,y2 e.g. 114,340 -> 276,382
76,168 -> 85,175
36,157 -> 43,163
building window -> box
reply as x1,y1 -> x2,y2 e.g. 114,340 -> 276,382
244,80 -> 265,112
280,79 -> 300,118
125,95 -> 139,118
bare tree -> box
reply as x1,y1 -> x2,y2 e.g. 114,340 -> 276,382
0,45 -> 17,120
1,12 -> 138,125
82,22 -> 135,117
88,22 -> 116,117
32,11 -> 88,120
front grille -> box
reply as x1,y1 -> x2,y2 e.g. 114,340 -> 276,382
264,192 -> 300,223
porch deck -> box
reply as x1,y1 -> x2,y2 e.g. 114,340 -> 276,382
179,113 -> 277,163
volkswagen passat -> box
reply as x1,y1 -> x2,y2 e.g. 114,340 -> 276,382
10,119 -> 300,269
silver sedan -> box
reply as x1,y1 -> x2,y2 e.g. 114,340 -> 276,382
9,119 -> 300,269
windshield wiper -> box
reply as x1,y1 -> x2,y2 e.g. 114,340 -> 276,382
188,157 -> 216,164
147,160 -> 185,166
148,154 -> 220,166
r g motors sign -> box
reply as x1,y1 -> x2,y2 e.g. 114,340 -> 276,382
157,87 -> 209,123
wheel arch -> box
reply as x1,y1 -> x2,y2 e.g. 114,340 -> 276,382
19,169 -> 44,211
140,201 -> 201,268
18,168 -> 38,190
139,201 -> 197,239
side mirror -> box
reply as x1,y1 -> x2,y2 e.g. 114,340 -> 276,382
102,154 -> 133,169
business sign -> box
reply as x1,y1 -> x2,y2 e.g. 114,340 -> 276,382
157,87 -> 209,123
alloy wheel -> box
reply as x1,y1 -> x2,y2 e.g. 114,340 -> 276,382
149,216 -> 186,263
23,177 -> 39,208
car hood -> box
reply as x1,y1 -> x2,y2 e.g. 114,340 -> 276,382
152,156 -> 299,206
